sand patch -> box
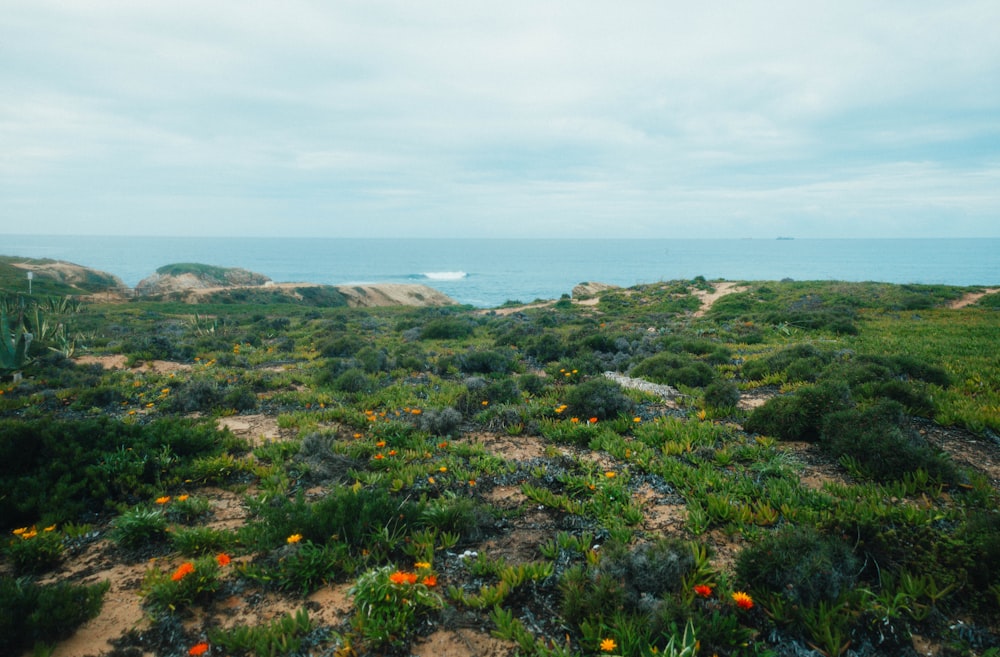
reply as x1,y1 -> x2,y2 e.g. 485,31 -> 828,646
948,287 -> 1000,309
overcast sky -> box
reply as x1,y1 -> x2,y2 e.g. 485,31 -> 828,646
2,1 -> 999,238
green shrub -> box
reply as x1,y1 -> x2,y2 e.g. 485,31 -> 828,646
244,487 -> 422,551
820,400 -> 957,482
318,334 -> 365,357
4,526 -> 64,574
741,344 -> 834,382
169,526 -> 236,556
414,407 -> 463,436
420,318 -> 473,340
459,348 -> 518,375
518,372 -> 549,397
736,525 -> 859,607
333,368 -> 374,394
0,576 -> 108,655
703,380 -> 741,410
166,378 -> 223,413
631,353 -> 717,388
565,378 -> 634,421
243,541 -> 354,595
141,554 -> 222,614
111,507 -> 169,550
743,382 -> 852,442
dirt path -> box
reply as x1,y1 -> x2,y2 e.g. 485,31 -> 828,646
692,281 -> 746,317
948,287 -> 1000,309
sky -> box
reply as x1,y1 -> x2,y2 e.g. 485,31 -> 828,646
2,1 -> 999,239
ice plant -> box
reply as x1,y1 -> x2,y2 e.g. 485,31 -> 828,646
600,637 -> 617,652
732,591 -> 754,610
172,562 -> 195,581
422,574 -> 437,587
694,584 -> 713,598
287,533 -> 303,544
155,496 -> 171,505
188,642 -> 209,656
604,471 -> 616,478
589,417 -> 599,424
216,553 -> 231,567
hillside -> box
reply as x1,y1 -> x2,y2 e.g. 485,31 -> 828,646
1,279 -> 998,657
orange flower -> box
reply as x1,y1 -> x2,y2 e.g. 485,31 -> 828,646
589,417 -> 599,424
570,417 -> 580,423
287,533 -> 303,544
732,591 -> 754,610
388,450 -> 397,456
172,562 -> 195,581
600,637 -> 617,652
216,553 -> 231,567
155,496 -> 171,505
410,408 -> 422,415
376,440 -> 387,448
604,471 -> 616,478
693,584 -> 713,598
188,641 -> 210,655
373,453 -> 385,460
177,494 -> 189,502
389,571 -> 418,585
422,574 -> 437,587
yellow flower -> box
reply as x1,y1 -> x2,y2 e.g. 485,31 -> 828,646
600,637 -> 617,652
428,477 -> 436,484
414,561 -> 431,570
43,524 -> 57,532
12,527 -> 27,536
438,466 -> 448,473
633,417 -> 642,423
177,494 -> 189,502
287,533 -> 303,544
604,471 -> 616,478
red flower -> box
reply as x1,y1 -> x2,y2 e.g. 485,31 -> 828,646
422,574 -> 438,587
188,642 -> 209,656
216,553 -> 231,567
694,584 -> 713,598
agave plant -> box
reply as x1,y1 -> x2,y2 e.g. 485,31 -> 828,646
0,306 -> 33,376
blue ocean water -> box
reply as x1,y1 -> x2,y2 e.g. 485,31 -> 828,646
2,236 -> 998,308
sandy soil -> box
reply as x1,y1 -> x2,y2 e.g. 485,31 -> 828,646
948,287 -> 1000,309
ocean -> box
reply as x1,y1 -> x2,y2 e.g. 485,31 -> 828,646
2,236 -> 998,308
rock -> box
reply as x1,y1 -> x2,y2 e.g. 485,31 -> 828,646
572,281 -> 619,299
136,264 -> 270,296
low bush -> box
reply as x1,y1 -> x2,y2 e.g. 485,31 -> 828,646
0,576 -> 109,655
703,380 -> 741,410
743,382 -> 852,441
736,525 -> 859,607
459,348 -> 518,375
420,318 -> 473,340
820,400 -> 957,482
565,378 -> 634,421
631,353 -> 716,388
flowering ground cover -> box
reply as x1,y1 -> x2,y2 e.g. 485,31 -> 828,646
1,279 -> 999,657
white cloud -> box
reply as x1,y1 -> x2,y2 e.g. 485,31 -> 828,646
2,1 -> 999,237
